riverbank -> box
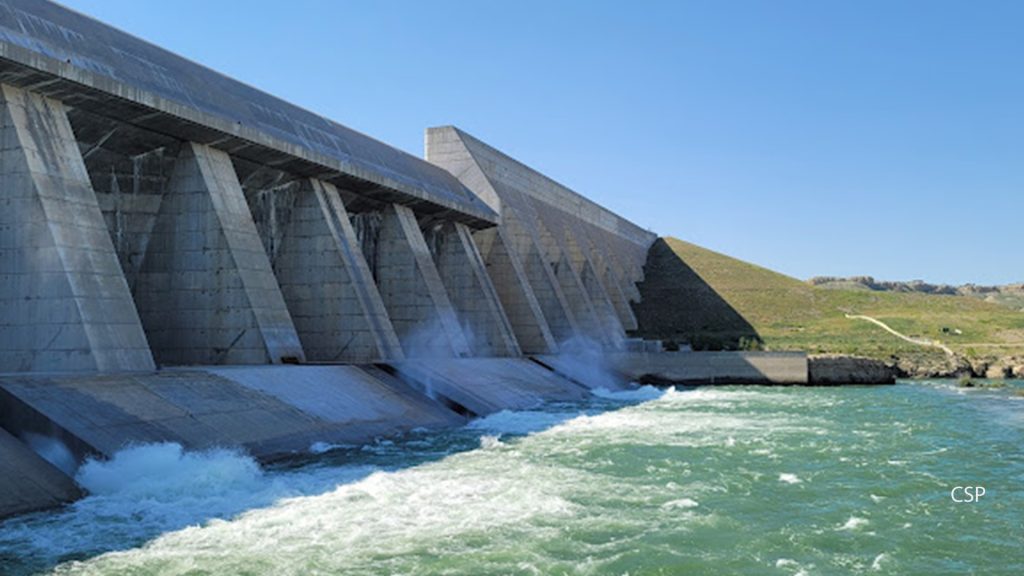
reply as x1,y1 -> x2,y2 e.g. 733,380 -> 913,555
807,352 -> 1024,382
894,353 -> 1024,380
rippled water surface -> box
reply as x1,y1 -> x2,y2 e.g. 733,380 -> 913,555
1,380 -> 1022,575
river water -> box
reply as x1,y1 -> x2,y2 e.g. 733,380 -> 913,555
1,380 -> 1022,575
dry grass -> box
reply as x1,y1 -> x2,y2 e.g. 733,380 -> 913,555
661,237 -> 1024,360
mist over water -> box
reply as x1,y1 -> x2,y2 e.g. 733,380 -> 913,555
1,381 -> 1022,575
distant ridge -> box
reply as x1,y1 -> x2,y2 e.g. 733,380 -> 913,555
808,277 -> 1024,311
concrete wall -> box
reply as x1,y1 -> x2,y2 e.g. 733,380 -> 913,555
610,351 -> 810,385
0,2 -> 659,373
472,227 -> 557,354
0,87 -> 657,372
425,126 -> 657,349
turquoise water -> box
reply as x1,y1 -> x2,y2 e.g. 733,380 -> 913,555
1,380 -> 1022,575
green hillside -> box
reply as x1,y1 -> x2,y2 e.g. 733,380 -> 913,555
632,237 -> 1024,361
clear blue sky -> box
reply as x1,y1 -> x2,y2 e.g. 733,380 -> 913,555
60,0 -> 1023,285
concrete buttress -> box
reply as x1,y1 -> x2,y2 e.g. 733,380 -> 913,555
425,221 -> 521,357
424,126 -> 658,348
134,142 -> 305,365
374,204 -> 472,357
274,179 -> 403,362
504,214 -> 581,343
472,227 -> 558,354
551,215 -> 628,340
534,220 -> 610,346
0,84 -> 155,373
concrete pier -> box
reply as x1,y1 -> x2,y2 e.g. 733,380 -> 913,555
0,367 -> 464,463
390,358 -> 589,416
513,227 -> 582,344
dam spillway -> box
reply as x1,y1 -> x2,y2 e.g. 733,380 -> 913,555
0,0 -> 806,519
0,0 -> 651,371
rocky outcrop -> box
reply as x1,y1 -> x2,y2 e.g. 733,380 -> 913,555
971,357 -> 1024,380
807,277 -> 1024,311
985,364 -> 1011,379
808,277 -> 1022,297
809,355 -> 897,384
890,354 -> 1024,380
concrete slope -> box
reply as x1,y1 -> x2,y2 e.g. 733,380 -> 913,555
206,366 -> 464,442
0,367 -> 463,463
0,428 -> 82,520
389,358 -> 589,416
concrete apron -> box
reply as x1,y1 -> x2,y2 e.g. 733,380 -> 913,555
0,351 -> 814,521
0,358 -> 590,520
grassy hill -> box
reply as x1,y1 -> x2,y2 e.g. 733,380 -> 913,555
632,237 -> 1024,362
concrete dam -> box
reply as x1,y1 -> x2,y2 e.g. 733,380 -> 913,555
0,0 -> 806,519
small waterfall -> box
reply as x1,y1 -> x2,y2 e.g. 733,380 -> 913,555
421,221 -> 446,262
351,210 -> 383,280
240,179 -> 301,263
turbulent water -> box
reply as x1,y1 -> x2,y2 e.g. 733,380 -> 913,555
1,380 -> 1022,575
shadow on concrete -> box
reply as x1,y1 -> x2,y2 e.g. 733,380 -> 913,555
0,389 -> 651,576
631,238 -> 762,351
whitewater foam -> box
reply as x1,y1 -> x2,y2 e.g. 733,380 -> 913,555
466,409 -> 582,436
47,440 -> 582,575
0,443 -> 375,572
590,385 -> 666,402
309,441 -> 355,454
660,498 -> 699,510
479,435 -> 503,449
76,443 -> 262,497
837,516 -> 869,531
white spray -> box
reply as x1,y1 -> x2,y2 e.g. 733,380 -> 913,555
23,432 -> 78,476
553,335 -> 628,391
